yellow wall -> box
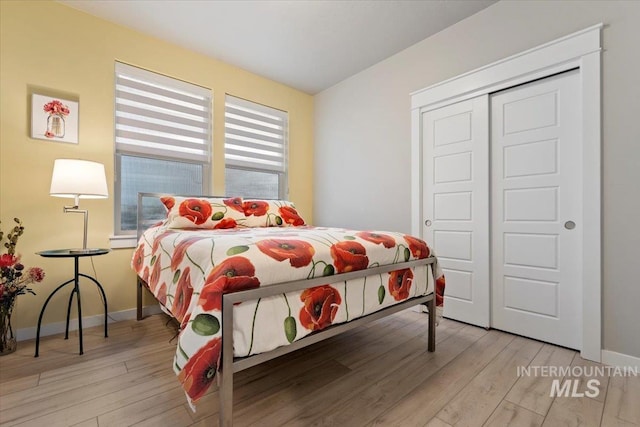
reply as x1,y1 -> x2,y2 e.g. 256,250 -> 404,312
0,1 -> 314,331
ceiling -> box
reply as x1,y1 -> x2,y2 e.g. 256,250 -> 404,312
60,0 -> 496,94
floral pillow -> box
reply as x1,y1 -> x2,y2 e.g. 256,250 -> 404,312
161,196 -> 247,229
241,199 -> 306,227
161,196 -> 306,229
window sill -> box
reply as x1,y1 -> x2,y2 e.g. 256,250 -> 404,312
109,235 -> 137,249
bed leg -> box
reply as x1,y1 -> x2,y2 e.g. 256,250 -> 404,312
219,295 -> 234,427
427,296 -> 436,352
136,277 -> 143,321
219,365 -> 233,427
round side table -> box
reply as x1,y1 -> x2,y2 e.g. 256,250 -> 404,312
35,249 -> 110,357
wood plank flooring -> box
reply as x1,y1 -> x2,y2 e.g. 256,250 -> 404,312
0,311 -> 638,427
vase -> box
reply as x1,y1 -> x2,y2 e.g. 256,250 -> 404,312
0,297 -> 17,355
46,114 -> 65,138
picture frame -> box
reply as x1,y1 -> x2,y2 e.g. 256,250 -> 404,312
31,93 -> 79,144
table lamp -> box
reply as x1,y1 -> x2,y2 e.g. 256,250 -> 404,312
49,159 -> 108,253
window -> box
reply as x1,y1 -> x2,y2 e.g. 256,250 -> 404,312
224,95 -> 288,199
114,62 -> 212,236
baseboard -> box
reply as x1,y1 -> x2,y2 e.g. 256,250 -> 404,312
16,305 -> 164,342
601,349 -> 640,370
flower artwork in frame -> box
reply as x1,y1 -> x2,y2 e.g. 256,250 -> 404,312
31,94 -> 79,144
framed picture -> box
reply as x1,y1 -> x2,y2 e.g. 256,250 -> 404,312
31,94 -> 79,144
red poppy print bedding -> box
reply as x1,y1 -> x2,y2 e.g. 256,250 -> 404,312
132,224 -> 444,407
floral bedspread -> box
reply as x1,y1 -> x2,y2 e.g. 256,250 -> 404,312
132,224 -> 445,406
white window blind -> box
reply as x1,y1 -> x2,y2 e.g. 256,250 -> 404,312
113,62 -> 211,236
225,95 -> 287,173
115,62 -> 212,162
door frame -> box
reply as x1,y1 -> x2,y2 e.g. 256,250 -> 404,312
410,24 -> 602,361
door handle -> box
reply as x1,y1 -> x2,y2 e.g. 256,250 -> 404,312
424,220 -> 432,227
564,220 -> 576,230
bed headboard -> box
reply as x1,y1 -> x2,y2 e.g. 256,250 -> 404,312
136,192 -> 166,240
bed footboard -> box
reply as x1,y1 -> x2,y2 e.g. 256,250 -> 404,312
217,257 -> 438,426
218,293 -> 436,426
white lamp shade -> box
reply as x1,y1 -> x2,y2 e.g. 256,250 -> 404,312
50,159 -> 109,199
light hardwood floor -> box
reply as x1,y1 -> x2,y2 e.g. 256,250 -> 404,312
0,311 -> 638,427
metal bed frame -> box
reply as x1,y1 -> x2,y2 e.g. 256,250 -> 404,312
134,193 -> 437,426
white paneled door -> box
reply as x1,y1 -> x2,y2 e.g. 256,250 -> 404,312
491,70 -> 581,349
422,97 -> 490,327
421,71 -> 582,349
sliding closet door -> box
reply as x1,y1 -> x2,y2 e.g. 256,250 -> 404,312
422,96 -> 490,327
491,70 -> 582,349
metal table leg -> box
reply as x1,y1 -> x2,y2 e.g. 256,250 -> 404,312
34,257 -> 109,357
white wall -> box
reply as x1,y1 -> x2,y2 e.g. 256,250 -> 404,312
314,0 -> 640,359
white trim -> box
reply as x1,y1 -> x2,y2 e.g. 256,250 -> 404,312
109,234 -> 137,249
410,108 -> 422,239
411,23 -> 603,109
580,50 -> 602,362
16,305 -> 163,341
601,350 -> 640,371
410,24 -> 602,362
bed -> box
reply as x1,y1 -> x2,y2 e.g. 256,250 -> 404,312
132,193 -> 445,426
